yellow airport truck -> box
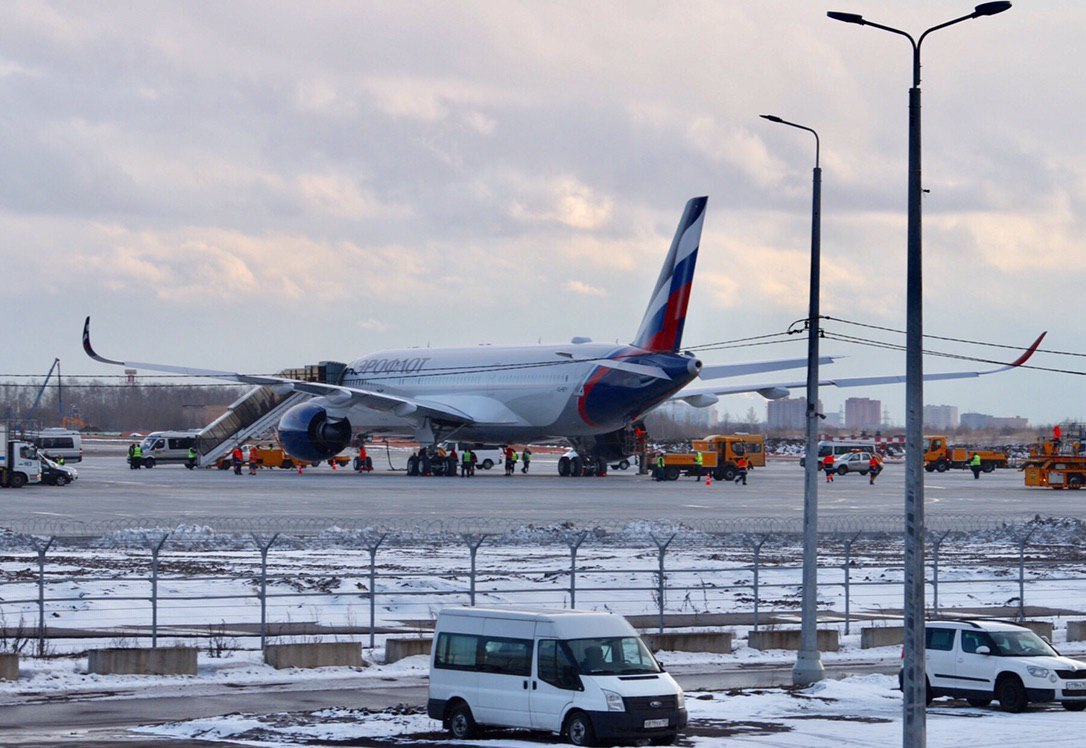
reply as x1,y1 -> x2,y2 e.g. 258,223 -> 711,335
658,434 -> 764,481
923,435 -> 1007,473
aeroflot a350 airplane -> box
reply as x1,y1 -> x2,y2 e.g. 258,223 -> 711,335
84,197 -> 1043,474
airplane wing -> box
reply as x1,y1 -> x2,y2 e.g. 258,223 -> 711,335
671,332 -> 1047,406
82,317 -> 475,424
697,356 -> 839,381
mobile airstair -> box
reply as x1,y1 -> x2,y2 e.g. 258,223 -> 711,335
195,360 -> 347,465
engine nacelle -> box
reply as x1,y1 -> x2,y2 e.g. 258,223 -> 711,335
276,401 -> 352,463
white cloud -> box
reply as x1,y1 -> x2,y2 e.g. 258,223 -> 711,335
565,280 -> 606,297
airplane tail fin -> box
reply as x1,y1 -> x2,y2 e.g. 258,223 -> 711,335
632,196 -> 707,352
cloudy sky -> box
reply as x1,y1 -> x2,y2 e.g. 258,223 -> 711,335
2,1 -> 1083,426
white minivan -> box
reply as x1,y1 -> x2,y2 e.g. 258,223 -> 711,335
428,607 -> 686,746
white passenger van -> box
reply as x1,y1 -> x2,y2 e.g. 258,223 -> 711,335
137,431 -> 199,467
36,428 -> 83,463
428,607 -> 686,746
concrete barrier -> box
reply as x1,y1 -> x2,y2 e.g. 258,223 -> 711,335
1068,621 -> 1086,642
748,629 -> 839,652
861,626 -> 904,649
264,642 -> 363,670
1018,620 -> 1054,640
385,637 -> 433,664
87,647 -> 197,676
642,631 -> 733,654
0,653 -> 17,681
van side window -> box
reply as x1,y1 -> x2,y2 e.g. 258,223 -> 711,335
926,628 -> 955,651
481,637 -> 532,676
538,639 -> 579,690
434,633 -> 479,670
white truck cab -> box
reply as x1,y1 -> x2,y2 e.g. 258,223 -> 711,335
1,425 -> 42,488
912,619 -> 1086,712
428,607 -> 686,746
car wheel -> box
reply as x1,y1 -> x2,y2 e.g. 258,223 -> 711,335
447,702 -> 478,739
998,675 -> 1028,713
144,457 -> 156,468
54,475 -> 68,487
617,459 -> 630,471
1063,701 -> 1086,711
9,473 -> 26,489
722,466 -> 738,482
558,457 -> 571,476
837,466 -> 848,475
481,459 -> 494,470
935,460 -> 948,472
967,698 -> 992,708
982,462 -> 995,473
565,711 -> 597,747
664,466 -> 680,481
1069,475 -> 1084,489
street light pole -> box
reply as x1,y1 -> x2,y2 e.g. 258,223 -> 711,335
761,114 -> 824,687
827,4 -> 1012,746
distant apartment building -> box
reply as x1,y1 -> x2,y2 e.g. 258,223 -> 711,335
767,397 -> 823,432
845,397 -> 882,432
959,413 -> 1030,431
924,404 -> 959,431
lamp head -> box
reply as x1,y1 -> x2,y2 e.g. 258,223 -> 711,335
973,2 -> 1011,17
760,114 -> 784,123
827,11 -> 865,25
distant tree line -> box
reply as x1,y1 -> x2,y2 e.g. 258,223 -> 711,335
0,381 -> 247,432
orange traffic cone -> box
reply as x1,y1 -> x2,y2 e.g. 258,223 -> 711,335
297,464 -> 303,475
705,473 -> 712,486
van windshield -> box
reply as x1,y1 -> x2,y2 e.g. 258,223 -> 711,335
565,636 -> 661,675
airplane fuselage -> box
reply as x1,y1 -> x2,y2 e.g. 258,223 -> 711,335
337,342 -> 701,442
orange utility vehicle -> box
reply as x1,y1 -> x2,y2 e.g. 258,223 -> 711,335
923,435 -> 1007,473
1019,435 -> 1086,489
216,445 -> 350,470
658,434 -> 765,481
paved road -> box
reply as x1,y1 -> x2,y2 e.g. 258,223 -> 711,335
1,447 -> 1079,526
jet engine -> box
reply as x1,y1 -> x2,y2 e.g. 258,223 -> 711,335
276,401 -> 352,463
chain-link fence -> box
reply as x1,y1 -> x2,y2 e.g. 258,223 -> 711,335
2,515 -> 1084,657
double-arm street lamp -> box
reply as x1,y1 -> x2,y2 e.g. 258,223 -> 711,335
759,114 -> 824,687
826,4 -> 1012,746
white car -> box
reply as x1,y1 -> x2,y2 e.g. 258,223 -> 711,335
831,451 -> 876,476
907,619 -> 1086,712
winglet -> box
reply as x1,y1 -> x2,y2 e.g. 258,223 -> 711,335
1009,331 -> 1046,367
83,316 -> 124,366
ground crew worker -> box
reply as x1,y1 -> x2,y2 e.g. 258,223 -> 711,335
504,446 -> 515,476
469,449 -> 477,477
186,446 -> 197,470
232,446 -> 243,476
130,442 -> 143,469
868,453 -> 882,485
654,453 -> 665,481
693,450 -> 703,480
822,453 -> 835,482
521,447 -> 532,474
56,455 -> 65,466
420,448 -> 432,476
461,449 -> 471,477
969,452 -> 983,480
735,456 -> 749,485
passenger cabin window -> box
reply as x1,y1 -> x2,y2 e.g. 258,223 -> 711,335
433,632 -> 532,676
482,637 -> 531,676
538,639 -> 580,690
926,628 -> 955,651
433,633 -> 479,670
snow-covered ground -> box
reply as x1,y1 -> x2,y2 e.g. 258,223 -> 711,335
2,517 -> 1086,744
130,673 -> 1086,746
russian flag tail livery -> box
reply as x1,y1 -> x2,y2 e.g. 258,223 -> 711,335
632,196 -> 707,353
